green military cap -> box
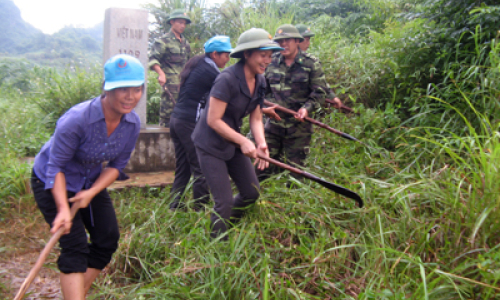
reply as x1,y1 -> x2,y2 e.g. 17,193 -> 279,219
167,9 -> 191,24
273,24 -> 304,42
295,24 -> 315,37
230,28 -> 284,58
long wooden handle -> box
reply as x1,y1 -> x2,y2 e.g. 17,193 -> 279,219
162,84 -> 176,104
263,100 -> 361,142
325,99 -> 357,114
258,153 -> 305,176
14,202 -> 81,300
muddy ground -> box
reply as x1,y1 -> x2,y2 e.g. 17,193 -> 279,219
0,171 -> 174,299
0,205 -> 63,299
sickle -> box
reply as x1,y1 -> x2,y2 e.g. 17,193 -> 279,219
257,153 -> 363,207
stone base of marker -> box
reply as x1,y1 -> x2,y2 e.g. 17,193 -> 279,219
124,126 -> 175,173
109,170 -> 175,190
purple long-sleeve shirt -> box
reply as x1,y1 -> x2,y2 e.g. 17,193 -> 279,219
33,96 -> 140,192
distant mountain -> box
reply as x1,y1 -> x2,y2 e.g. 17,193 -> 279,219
0,0 -> 103,67
0,0 -> 42,54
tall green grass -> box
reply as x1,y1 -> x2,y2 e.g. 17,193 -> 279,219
310,6 -> 499,136
0,1 -> 498,297
29,64 -> 102,131
0,89 -> 49,214
82,91 -> 500,299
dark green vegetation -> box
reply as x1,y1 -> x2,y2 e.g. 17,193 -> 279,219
1,0 -> 500,298
0,0 -> 40,54
0,0 -> 102,67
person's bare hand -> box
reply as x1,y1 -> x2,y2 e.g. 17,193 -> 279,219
240,138 -> 257,159
294,108 -> 308,122
69,190 -> 95,209
51,207 -> 72,235
331,97 -> 342,109
262,105 -> 281,121
253,143 -> 269,170
158,73 -> 166,86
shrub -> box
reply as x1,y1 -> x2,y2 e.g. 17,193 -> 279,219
30,64 -> 102,131
147,70 -> 161,125
0,154 -> 32,215
0,89 -> 50,157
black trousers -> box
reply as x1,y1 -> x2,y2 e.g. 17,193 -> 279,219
31,171 -> 119,274
169,117 -> 210,208
196,147 -> 260,238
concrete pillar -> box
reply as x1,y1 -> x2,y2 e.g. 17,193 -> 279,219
103,8 -> 175,173
103,8 -> 149,128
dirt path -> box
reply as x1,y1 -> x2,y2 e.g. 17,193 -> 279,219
109,171 -> 174,190
1,171 -> 174,299
1,253 -> 62,299
0,210 -> 62,299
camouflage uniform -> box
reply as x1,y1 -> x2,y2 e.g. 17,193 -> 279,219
261,49 -> 329,178
149,30 -> 191,127
295,24 -> 338,107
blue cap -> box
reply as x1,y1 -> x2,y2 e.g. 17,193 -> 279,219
103,54 -> 145,91
204,35 -> 233,53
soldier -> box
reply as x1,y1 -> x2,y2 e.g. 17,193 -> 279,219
295,24 -> 343,109
149,9 -> 192,128
295,24 -> 314,52
258,24 -> 329,180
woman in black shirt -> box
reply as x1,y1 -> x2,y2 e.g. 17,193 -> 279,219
169,36 -> 232,210
192,28 -> 283,238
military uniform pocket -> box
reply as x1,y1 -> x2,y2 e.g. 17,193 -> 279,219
290,73 -> 309,93
267,76 -> 281,91
167,46 -> 183,63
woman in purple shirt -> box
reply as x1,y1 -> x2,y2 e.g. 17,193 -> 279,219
31,54 -> 144,300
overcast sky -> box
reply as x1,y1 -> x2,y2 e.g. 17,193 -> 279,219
13,0 -> 154,34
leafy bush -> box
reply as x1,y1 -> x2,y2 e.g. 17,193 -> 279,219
391,1 -> 500,126
310,1 -> 499,136
283,0 -> 405,39
0,89 -> 49,214
0,155 -> 32,215
0,58 -> 37,90
0,89 -> 50,157
30,64 -> 102,131
147,70 -> 161,125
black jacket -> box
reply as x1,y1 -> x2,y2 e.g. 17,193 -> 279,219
192,61 -> 266,160
172,59 -> 220,123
